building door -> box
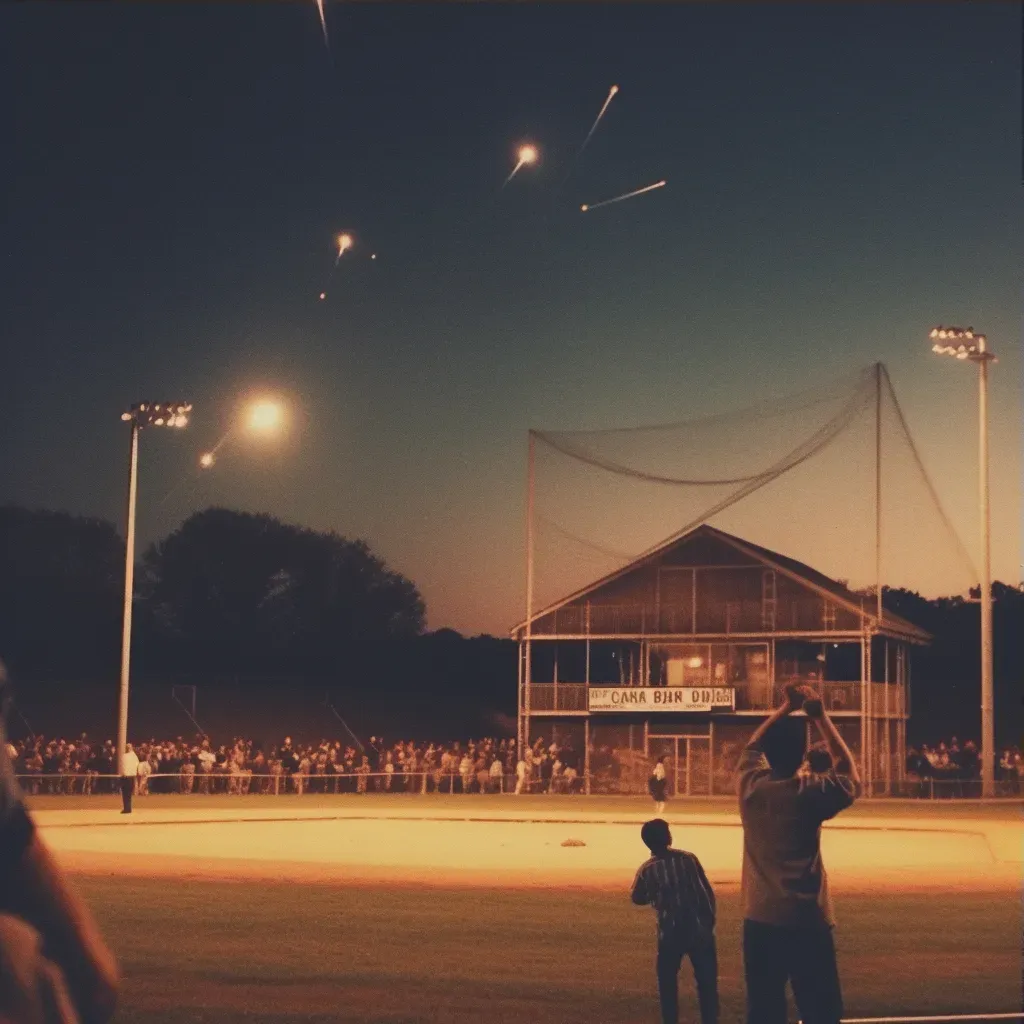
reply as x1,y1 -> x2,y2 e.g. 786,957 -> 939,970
647,735 -> 712,797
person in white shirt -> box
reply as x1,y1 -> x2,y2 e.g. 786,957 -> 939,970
458,754 -> 473,794
489,756 -> 504,793
119,744 -> 140,814
136,755 -> 151,796
515,757 -> 529,795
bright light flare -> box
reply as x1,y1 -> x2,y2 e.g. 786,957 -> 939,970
503,143 -> 540,186
247,401 -> 284,434
199,452 -> 215,469
580,179 -> 666,212
336,233 -> 354,258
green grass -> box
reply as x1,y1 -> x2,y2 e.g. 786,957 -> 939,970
27,791 -> 1024,821
78,874 -> 1020,1024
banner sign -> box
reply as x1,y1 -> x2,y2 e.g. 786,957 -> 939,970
588,687 -> 735,713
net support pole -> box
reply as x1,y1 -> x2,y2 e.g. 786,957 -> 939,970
875,362 -> 883,627
523,430 -> 535,755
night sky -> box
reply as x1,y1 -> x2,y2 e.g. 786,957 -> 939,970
2,4 -> 1020,634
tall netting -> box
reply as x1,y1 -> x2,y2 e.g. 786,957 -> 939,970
530,364 -> 976,619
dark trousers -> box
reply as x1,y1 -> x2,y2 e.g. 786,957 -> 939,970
657,933 -> 719,1024
120,776 -> 134,813
742,919 -> 843,1024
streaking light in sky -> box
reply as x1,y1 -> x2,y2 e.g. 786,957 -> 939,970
319,232 -> 354,301
315,0 -> 329,49
503,143 -> 539,187
580,179 -> 666,212
578,85 -> 619,159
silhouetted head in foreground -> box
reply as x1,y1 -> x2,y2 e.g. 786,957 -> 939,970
760,717 -> 808,779
641,818 -> 672,854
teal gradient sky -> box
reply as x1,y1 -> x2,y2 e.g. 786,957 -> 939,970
2,4 -> 1020,634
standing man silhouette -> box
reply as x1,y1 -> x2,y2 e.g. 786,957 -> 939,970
737,684 -> 861,1024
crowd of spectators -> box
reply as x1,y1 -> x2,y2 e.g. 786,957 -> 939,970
905,737 -> 1021,794
905,737 -> 982,782
7,730 -> 1020,798
5,733 -> 588,796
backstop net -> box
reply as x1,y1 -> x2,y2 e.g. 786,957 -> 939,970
528,363 -> 979,788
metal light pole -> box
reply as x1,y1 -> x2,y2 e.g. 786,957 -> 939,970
116,402 -> 191,776
929,327 -> 996,797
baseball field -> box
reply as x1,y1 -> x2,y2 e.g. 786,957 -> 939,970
29,795 -> 1023,1024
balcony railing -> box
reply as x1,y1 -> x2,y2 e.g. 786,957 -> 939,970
539,601 -> 864,636
523,681 -> 905,716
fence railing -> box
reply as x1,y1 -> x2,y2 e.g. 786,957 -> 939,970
14,771 -> 580,796
17,770 -> 1018,800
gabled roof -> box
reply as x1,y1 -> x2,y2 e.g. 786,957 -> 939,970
514,523 -> 931,644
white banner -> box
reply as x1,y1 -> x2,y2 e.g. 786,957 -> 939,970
588,687 -> 735,712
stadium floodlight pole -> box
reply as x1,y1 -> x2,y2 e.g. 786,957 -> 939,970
929,327 -> 996,798
522,430 -> 536,756
116,402 -> 192,776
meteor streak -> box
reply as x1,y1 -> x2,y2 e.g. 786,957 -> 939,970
319,233 -> 354,300
503,143 -> 539,187
314,0 -> 329,49
580,179 -> 666,212
578,84 -> 619,158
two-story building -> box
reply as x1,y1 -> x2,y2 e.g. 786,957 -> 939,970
513,524 -> 929,797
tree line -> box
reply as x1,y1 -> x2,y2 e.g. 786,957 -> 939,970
0,504 -> 1019,743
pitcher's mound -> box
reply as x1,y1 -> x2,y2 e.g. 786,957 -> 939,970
561,838 -> 586,847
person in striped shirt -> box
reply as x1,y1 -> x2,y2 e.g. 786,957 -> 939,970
631,818 -> 719,1024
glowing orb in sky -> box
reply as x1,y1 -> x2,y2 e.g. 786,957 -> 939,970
247,400 -> 284,433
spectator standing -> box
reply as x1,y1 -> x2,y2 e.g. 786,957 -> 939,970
515,754 -> 529,795
136,754 -> 152,796
649,756 -> 668,814
489,755 -> 504,793
458,753 -> 473,794
631,818 -> 718,1024
119,744 -> 140,814
736,685 -> 860,1024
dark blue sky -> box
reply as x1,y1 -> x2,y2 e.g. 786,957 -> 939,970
2,4 -> 1020,633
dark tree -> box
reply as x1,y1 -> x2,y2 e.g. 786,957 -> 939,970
140,508 -> 425,676
0,505 -> 123,678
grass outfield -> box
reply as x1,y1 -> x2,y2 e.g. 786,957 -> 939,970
80,875 -> 1019,1024
27,791 -> 1024,820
